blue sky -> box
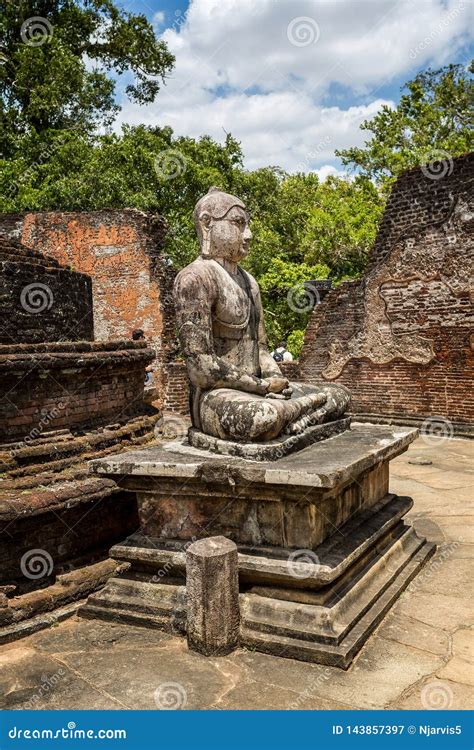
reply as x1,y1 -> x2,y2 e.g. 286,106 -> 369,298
115,0 -> 473,176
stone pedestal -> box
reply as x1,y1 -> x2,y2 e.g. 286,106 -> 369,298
81,423 -> 435,668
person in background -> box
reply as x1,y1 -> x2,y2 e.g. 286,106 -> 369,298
132,329 -> 153,385
271,340 -> 293,363
132,328 -> 145,341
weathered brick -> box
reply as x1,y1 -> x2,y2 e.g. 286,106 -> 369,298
300,153 -> 473,433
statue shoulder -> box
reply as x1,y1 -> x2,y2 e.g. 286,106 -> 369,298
174,258 -> 217,298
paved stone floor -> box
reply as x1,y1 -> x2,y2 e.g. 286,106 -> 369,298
0,436 -> 472,711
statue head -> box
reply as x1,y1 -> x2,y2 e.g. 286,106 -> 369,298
194,187 -> 252,262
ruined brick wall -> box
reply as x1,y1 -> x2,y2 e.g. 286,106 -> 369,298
0,341 -> 154,441
300,153 -> 474,431
281,361 -> 301,382
0,210 -> 176,404
164,361 -> 189,414
0,236 -> 93,344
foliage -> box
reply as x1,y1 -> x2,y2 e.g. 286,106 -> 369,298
1,119 -> 381,350
300,175 -> 385,277
0,0 -> 174,156
257,258 -> 331,347
0,7 -> 470,354
285,330 -> 305,359
337,63 -> 473,187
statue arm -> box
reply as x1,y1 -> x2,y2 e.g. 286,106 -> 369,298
175,271 -> 269,395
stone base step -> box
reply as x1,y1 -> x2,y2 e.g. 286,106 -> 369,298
240,541 -> 435,668
79,524 -> 435,668
80,578 -> 186,634
241,526 -> 429,641
108,493 -> 413,590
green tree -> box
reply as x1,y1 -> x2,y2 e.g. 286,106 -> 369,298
0,123 -> 383,349
0,0 -> 174,155
258,257 -> 331,354
301,175 -> 384,276
337,63 -> 473,185
3,13 -> 466,354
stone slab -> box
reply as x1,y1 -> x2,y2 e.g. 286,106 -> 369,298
376,613 -> 450,656
188,418 -> 350,461
88,423 -> 418,490
0,645 -> 122,710
437,629 -> 474,686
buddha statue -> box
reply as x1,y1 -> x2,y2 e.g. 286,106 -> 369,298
173,187 -> 350,446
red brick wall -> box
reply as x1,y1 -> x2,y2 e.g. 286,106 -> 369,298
164,361 -> 189,414
300,153 -> 474,431
0,210 -> 176,404
0,341 -> 154,441
0,236 -> 93,344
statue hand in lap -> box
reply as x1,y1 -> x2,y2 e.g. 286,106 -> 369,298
173,187 -> 350,443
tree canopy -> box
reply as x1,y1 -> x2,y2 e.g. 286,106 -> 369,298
337,63 -> 473,186
0,0 -> 174,155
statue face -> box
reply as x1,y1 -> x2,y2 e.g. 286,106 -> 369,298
200,206 -> 252,262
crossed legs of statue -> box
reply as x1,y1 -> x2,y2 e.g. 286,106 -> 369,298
199,383 -> 350,442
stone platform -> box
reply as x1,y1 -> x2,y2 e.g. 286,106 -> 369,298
83,424 -> 435,668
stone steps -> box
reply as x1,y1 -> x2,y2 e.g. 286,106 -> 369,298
81,578 -> 186,633
240,541 -> 435,668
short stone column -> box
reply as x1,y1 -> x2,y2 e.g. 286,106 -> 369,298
186,536 -> 240,656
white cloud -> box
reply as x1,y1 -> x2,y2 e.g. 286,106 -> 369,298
151,11 -> 166,30
118,0 -> 472,172
315,165 -> 349,181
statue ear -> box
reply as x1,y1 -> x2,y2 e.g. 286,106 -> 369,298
200,212 -> 212,257
200,212 -> 212,229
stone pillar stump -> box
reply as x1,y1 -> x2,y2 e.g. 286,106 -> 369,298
186,536 -> 239,656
